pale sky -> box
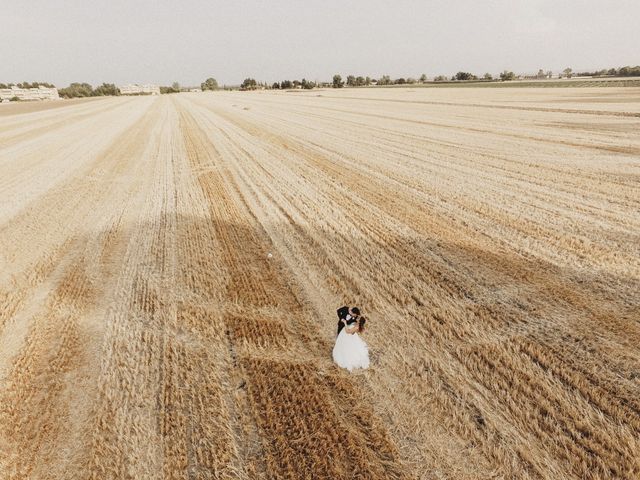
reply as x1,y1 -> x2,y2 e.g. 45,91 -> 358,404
2,0 -> 638,87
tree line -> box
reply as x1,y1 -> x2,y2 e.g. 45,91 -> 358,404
160,82 -> 182,94
329,72 -> 520,86
232,71 -> 526,90
6,65 -> 640,99
216,72 -> 517,89
56,83 -> 120,98
0,81 -> 56,89
0,81 -> 121,98
573,65 -> 640,77
272,78 -> 316,90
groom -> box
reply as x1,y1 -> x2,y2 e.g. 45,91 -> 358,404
336,306 -> 364,335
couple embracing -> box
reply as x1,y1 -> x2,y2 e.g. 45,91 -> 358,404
332,306 -> 370,372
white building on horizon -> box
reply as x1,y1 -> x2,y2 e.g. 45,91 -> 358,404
120,84 -> 160,95
0,86 -> 60,101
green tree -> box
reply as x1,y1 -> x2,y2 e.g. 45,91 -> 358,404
378,75 -> 392,85
93,83 -> 120,96
201,77 -> 219,90
160,83 -> 181,94
499,70 -> 515,81
365,76 -> 372,86
241,78 -> 257,90
483,73 -> 493,80
355,76 -> 365,86
272,82 -> 280,89
332,74 -> 344,88
455,71 -> 475,81
419,74 -> 427,83
394,77 -> 406,84
346,75 -> 356,87
562,68 -> 572,78
281,80 -> 293,89
20,81 -> 55,88
58,82 -> 94,98
433,75 -> 447,82
617,66 -> 640,76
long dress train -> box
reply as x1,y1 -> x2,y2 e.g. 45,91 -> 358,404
332,328 -> 370,371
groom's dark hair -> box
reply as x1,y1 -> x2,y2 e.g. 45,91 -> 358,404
351,307 -> 360,315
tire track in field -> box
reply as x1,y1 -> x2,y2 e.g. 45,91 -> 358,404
0,98 -> 130,149
0,98 -> 164,479
0,97 -> 101,118
83,99 -> 247,479
217,98 -> 640,379
0,245 -> 109,478
252,102 -> 640,213
203,96 -> 640,283
198,96 -> 635,268
316,94 -> 640,118
178,102 -> 410,479
197,103 -> 640,343
183,96 -> 530,477
0,97 -> 160,336
191,102 -> 554,477
180,94 -> 639,479
231,93 -> 640,158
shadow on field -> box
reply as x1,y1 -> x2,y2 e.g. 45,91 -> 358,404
34,213 -> 638,479
64,213 -> 417,479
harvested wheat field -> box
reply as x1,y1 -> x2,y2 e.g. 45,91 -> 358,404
0,86 -> 639,480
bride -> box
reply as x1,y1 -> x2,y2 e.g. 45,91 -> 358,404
333,316 -> 369,371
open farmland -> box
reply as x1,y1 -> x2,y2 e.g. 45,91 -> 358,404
0,86 -> 639,479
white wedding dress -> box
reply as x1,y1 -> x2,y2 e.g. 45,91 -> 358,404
332,327 -> 370,371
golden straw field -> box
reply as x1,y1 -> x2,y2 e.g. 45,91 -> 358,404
0,86 -> 639,479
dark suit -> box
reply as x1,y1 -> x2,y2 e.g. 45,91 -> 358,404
336,306 -> 350,335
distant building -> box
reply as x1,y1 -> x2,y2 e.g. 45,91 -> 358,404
120,84 -> 160,95
189,88 -> 202,93
0,86 -> 60,101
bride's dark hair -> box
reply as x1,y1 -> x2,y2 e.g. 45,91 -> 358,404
358,316 -> 366,332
